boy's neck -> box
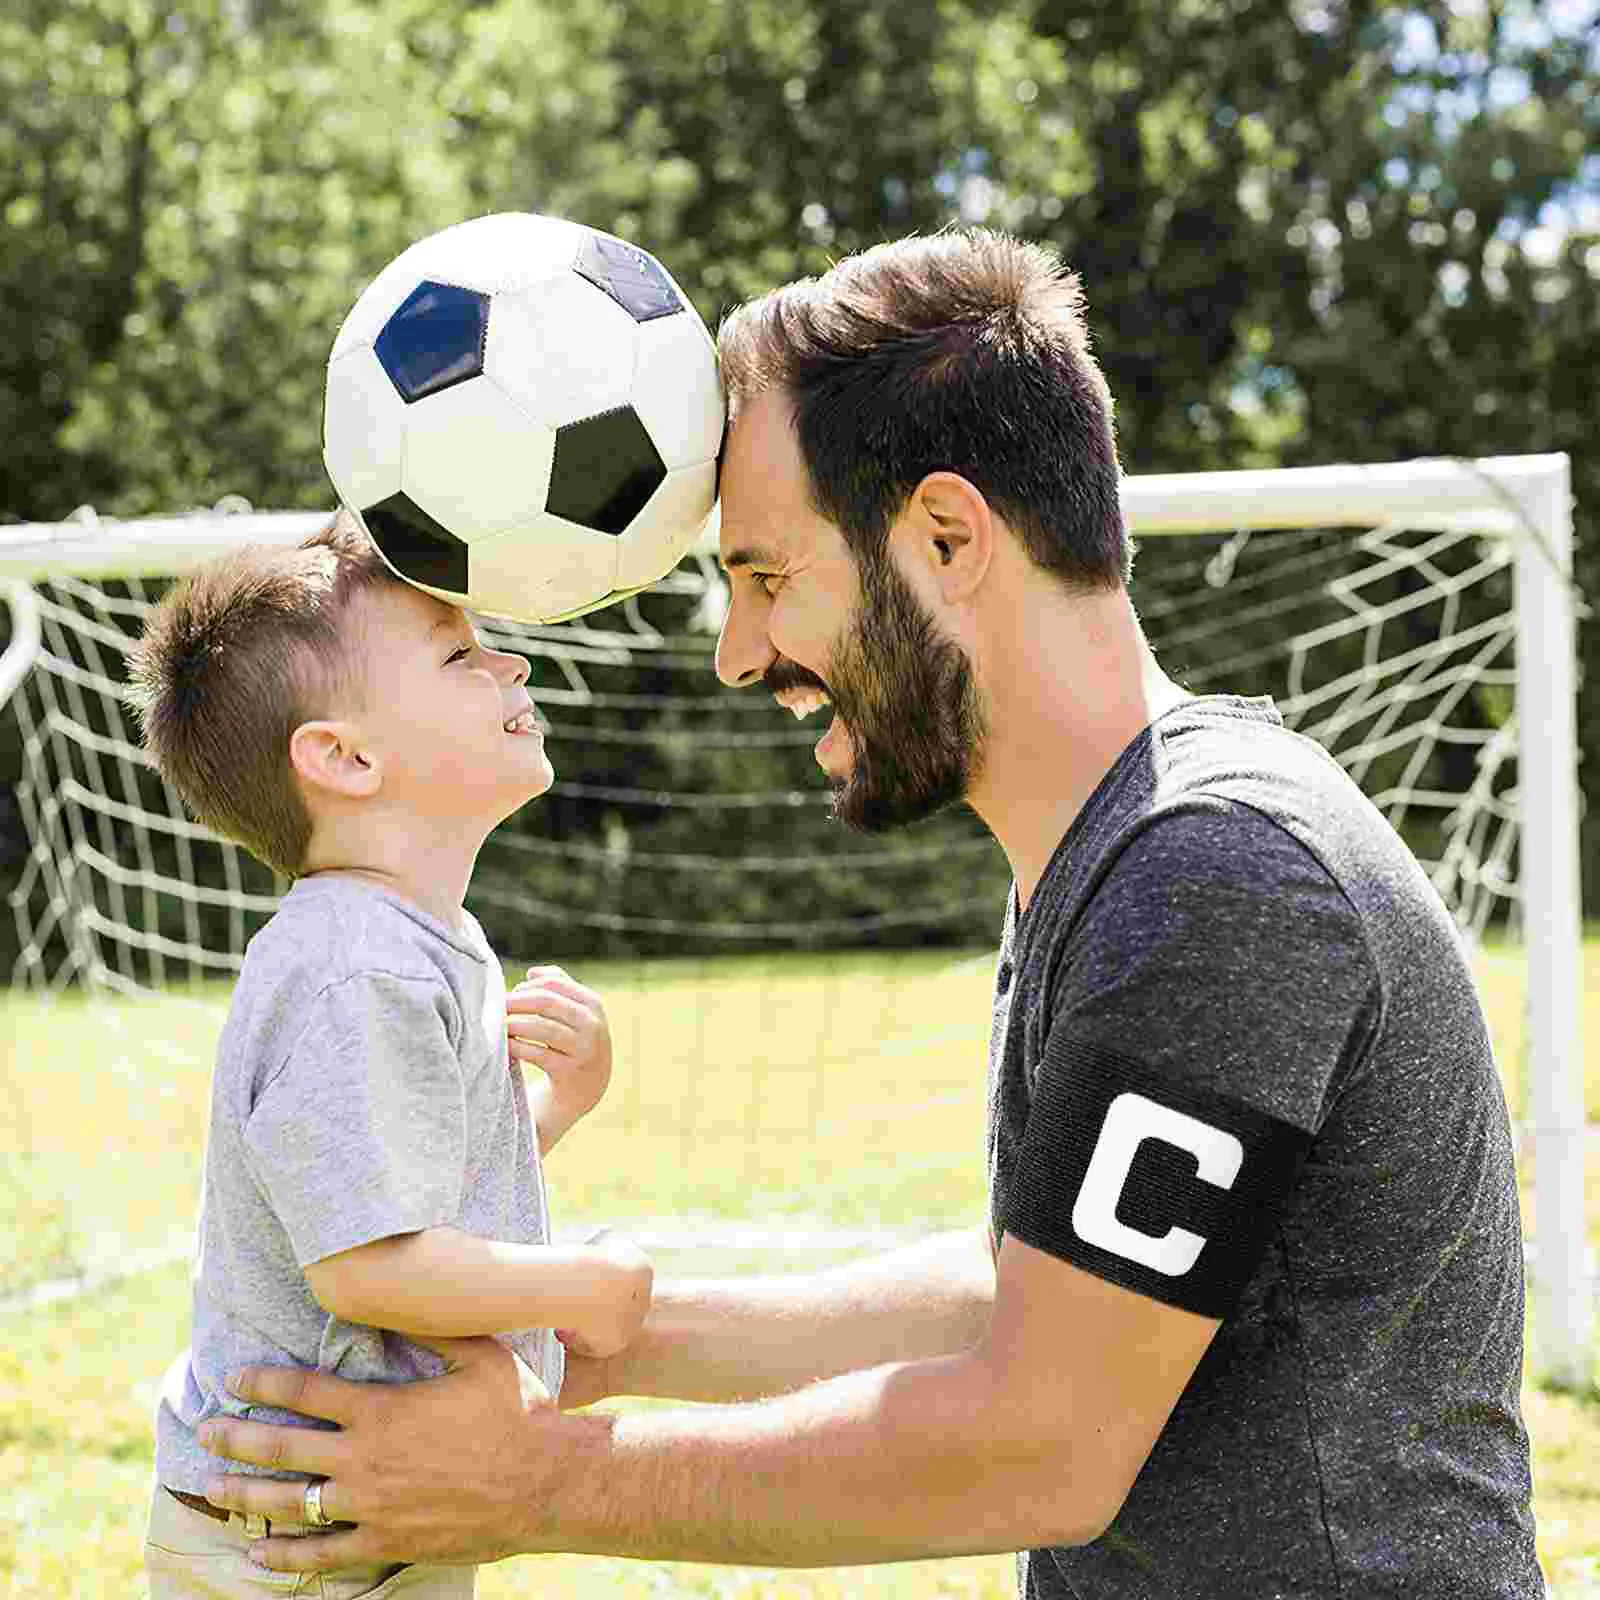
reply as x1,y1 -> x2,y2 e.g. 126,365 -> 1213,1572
300,811 -> 487,932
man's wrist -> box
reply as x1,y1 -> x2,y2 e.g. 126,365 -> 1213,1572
512,1406 -> 615,1554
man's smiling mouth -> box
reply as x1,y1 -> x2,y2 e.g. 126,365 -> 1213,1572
778,688 -> 832,721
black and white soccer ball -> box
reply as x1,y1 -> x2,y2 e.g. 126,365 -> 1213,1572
323,212 -> 724,623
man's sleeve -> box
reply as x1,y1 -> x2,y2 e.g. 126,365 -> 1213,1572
243,971 -> 468,1267
1002,799 -> 1381,1318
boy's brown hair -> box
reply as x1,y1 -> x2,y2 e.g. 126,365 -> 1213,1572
717,227 -> 1128,590
128,511 -> 399,877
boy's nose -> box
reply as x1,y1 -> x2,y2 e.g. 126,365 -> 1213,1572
490,648 -> 530,687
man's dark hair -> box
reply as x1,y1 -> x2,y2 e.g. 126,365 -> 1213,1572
128,511 -> 399,877
717,228 -> 1129,589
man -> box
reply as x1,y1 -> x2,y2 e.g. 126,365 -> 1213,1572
198,229 -> 1541,1595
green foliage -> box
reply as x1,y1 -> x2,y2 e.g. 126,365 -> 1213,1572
0,0 -> 472,519
1,0 -> 1595,945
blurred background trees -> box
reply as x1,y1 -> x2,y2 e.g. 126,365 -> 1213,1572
2,0 -> 1594,955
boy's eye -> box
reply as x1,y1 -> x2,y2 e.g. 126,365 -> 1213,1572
446,644 -> 472,664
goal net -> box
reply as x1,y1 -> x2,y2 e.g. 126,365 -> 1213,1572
0,454 -> 1587,1383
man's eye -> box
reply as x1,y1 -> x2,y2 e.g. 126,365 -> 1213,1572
752,572 -> 781,596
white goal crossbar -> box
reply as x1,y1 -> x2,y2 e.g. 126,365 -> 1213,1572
0,453 -> 1588,1385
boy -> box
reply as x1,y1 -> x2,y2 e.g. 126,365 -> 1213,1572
130,512 -> 650,1599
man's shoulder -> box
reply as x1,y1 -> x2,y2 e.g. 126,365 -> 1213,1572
1040,700 -> 1321,894
1066,696 -> 1420,908
1023,693 -> 1453,986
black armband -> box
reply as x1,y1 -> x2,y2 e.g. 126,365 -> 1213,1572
1003,1037 -> 1312,1318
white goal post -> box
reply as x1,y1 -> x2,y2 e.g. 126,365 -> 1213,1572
0,452 -> 1588,1387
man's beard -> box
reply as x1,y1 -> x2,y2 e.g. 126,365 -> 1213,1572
801,551 -> 985,834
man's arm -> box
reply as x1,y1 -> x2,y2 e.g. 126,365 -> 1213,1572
567,1225 -> 996,1405
304,1225 -> 651,1357
201,1232 -> 1217,1570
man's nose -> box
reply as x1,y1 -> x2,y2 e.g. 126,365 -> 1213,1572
714,590 -> 776,688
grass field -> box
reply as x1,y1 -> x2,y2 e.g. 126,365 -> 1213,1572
2,938 -> 1597,1596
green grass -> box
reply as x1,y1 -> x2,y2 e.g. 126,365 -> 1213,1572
2,939 -> 1598,1596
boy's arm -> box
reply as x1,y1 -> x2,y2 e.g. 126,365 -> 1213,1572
304,1226 -> 651,1356
506,966 -> 611,1156
525,1076 -> 583,1157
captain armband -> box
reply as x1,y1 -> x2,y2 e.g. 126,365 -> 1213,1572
1003,1038 -> 1313,1318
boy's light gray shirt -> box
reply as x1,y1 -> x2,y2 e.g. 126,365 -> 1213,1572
157,876 -> 563,1493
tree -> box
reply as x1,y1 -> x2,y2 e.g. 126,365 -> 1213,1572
2,0 -> 1593,965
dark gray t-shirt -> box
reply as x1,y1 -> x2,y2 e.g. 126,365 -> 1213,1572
988,696 -> 1539,1597
157,876 -> 563,1493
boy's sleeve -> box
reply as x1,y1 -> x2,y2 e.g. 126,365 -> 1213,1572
243,971 -> 468,1267
1001,799 -> 1381,1319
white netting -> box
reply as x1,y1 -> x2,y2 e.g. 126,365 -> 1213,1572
4,458 -> 1588,1388
3,500 -> 1526,990
1134,516 -> 1521,937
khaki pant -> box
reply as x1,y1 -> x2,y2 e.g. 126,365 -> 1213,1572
144,1481 -> 476,1600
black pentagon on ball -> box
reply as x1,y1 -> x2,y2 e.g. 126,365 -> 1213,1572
374,280 -> 490,404
548,406 -> 666,536
361,491 -> 470,596
574,234 -> 683,323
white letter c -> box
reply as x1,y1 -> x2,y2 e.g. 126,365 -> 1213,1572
1071,1092 -> 1243,1277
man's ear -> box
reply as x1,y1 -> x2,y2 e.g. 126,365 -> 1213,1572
289,720 -> 381,799
900,471 -> 994,604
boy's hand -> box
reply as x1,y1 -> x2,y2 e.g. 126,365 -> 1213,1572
508,965 -> 613,1141
555,1229 -> 653,1360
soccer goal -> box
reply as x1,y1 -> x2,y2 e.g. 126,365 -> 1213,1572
0,453 -> 1588,1385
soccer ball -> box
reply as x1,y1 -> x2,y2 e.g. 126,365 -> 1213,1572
323,212 -> 724,623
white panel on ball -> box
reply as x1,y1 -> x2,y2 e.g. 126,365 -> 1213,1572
630,311 -> 724,471
323,345 -> 408,509
419,213 -> 586,296
615,461 -> 718,588
477,519 -> 619,621
498,276 -> 640,427
399,380 -> 555,542
479,293 -> 544,416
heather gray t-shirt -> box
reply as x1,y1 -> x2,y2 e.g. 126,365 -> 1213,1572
988,696 -> 1539,1597
157,876 -> 564,1493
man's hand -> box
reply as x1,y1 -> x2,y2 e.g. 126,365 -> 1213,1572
508,965 -> 612,1153
200,1337 -> 562,1570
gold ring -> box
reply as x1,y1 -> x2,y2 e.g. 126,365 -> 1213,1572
302,1478 -> 332,1529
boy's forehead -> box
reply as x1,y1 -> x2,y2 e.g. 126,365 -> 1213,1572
370,581 -> 468,635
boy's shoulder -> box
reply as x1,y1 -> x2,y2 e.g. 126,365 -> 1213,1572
232,877 -> 491,1027
216,879 -> 499,1102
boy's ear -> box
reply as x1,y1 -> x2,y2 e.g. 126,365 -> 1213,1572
289,720 -> 381,799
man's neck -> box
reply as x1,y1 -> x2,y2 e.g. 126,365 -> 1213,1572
966,588 -> 1187,911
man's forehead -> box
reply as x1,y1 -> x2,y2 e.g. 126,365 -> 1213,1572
721,390 -> 802,484
717,392 -> 812,569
